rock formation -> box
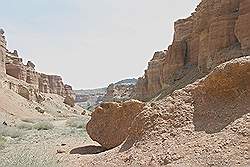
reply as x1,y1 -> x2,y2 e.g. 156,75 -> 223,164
0,29 -> 6,83
85,56 -> 250,167
102,79 -> 137,103
86,100 -> 145,149
0,29 -> 75,105
135,0 -> 249,101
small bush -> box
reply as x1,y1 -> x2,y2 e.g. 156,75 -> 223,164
0,135 -> 6,150
16,122 -> 33,130
0,135 -> 6,144
33,121 -> 54,130
0,126 -> 23,138
66,118 -> 85,129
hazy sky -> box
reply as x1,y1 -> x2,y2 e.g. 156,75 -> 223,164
1,0 -> 200,89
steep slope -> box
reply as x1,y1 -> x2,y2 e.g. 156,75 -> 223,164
85,56 -> 250,167
134,0 -> 250,101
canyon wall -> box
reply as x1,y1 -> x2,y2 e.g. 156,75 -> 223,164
135,0 -> 250,101
0,29 -> 75,101
0,29 -> 6,84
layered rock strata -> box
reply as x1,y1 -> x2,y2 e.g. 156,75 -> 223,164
135,0 -> 249,101
0,29 -> 75,103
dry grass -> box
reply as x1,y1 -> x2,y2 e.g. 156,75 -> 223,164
16,122 -> 33,130
0,126 -> 23,138
66,118 -> 87,129
33,121 -> 54,130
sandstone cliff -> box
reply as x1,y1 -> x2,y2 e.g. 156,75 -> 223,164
102,79 -> 137,103
135,0 -> 250,101
0,29 -> 75,102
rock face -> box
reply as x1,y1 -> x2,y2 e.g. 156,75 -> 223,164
86,100 -> 145,149
102,79 -> 137,103
135,0 -> 249,101
0,29 -> 75,104
0,29 -> 7,82
85,56 -> 250,167
235,0 -> 250,51
74,79 -> 137,110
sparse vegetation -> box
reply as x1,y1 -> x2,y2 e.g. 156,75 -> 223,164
16,122 -> 33,130
33,121 -> 54,130
0,126 -> 23,138
66,118 -> 85,128
0,135 -> 6,145
0,135 -> 6,150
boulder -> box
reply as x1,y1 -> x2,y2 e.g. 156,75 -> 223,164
18,85 -> 30,100
63,95 -> 75,107
86,100 -> 145,149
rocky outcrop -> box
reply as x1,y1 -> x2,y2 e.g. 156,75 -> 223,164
102,79 -> 137,103
0,29 -> 7,83
0,29 -> 75,104
235,0 -> 250,52
135,0 -> 249,101
86,100 -> 145,149
63,95 -> 75,107
102,83 -> 135,102
85,56 -> 250,167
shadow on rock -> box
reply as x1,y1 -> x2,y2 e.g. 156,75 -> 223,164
70,145 -> 107,155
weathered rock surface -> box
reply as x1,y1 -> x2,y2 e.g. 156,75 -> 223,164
86,100 -> 145,149
0,30 -> 75,104
102,83 -> 135,103
235,0 -> 250,51
0,29 -> 6,83
85,56 -> 250,167
64,95 -> 75,107
135,0 -> 249,101
74,79 -> 137,110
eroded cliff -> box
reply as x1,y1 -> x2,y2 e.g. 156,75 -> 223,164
0,29 -> 75,102
135,0 -> 250,101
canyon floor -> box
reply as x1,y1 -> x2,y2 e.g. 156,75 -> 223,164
0,115 -> 105,167
0,87 -> 105,167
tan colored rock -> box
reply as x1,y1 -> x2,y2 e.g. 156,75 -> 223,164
0,28 -> 6,81
63,95 -> 75,107
85,56 -> 250,167
235,0 -> 250,51
134,0 -> 246,101
86,100 -> 145,149
18,85 -> 30,100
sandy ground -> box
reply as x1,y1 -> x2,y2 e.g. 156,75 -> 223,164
0,86 -> 101,167
0,116 -> 105,167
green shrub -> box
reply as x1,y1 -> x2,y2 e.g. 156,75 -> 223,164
33,121 -> 54,130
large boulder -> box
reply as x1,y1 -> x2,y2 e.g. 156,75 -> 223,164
86,99 -> 145,149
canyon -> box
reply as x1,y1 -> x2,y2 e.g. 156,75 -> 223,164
0,0 -> 249,166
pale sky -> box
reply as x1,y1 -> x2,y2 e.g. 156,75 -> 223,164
1,0 -> 200,89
